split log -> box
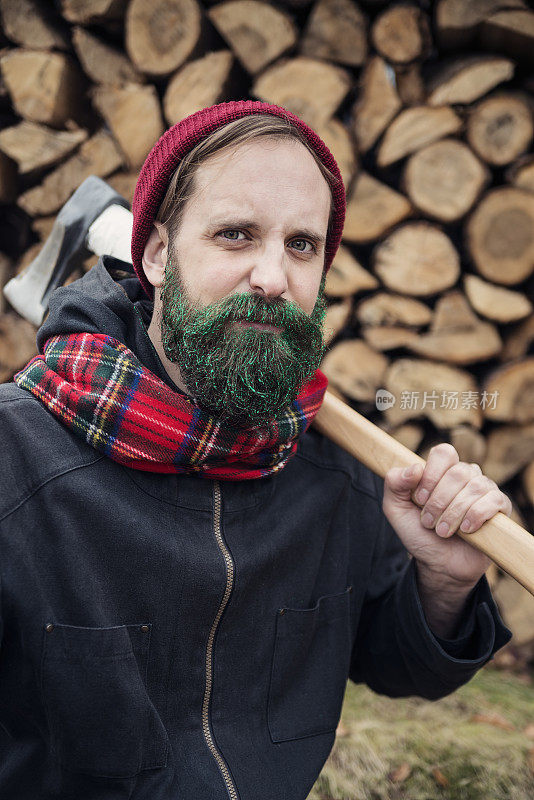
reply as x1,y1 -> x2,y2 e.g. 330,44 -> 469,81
483,423 -> 534,484
466,187 -> 534,285
482,357 -> 534,423
60,0 -> 127,24
0,0 -> 69,50
352,55 -> 402,153
300,0 -> 367,67
92,84 -> 164,169
252,57 -> 351,129
324,298 -> 352,346
394,63 -> 425,106
362,326 -> 418,351
343,172 -> 411,243
72,27 -> 144,87
383,358 -> 483,428
403,138 -> 488,222
427,55 -> 515,106
450,425 -> 487,465
325,244 -> 378,297
467,95 -> 533,166
208,1 -> 297,74
314,118 -> 357,189
480,9 -> 534,64
0,121 -> 87,175
0,151 -> 17,204
164,50 -> 233,125
125,0 -> 202,77
0,49 -> 84,128
435,0 -> 526,49
0,314 -> 37,383
17,130 -> 123,216
388,422 -> 425,452
506,155 -> 534,194
405,291 -> 502,365
464,274 -> 532,323
355,293 -> 432,327
373,223 -> 460,296
371,4 -> 430,65
377,106 -> 462,167
320,339 -> 388,402
107,172 -> 140,206
500,315 -> 534,362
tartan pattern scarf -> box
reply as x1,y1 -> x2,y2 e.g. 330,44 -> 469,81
14,333 -> 328,480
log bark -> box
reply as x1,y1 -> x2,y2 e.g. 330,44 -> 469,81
500,315 -> 534,362
314,118 -> 356,189
343,172 -> 411,243
373,222 -> 460,296
209,1 -> 297,74
73,26 -> 144,87
427,55 -> 515,106
362,326 -> 418,351
0,0 -> 69,50
377,105 -> 462,167
466,187 -> 534,285
355,292 -> 432,327
403,138 -> 488,222
383,358 -> 483,428
467,95 -> 533,166
482,358 -> 534,423
164,50 -> 233,125
0,49 -> 84,128
405,291 -> 502,365
394,63 -> 425,106
321,339 -> 388,402
92,83 -> 164,169
17,130 -> 123,216
325,244 -> 378,297
464,274 -> 532,323
125,0 -> 202,76
352,55 -> 402,153
371,4 -> 430,65
252,57 -> 351,129
0,121 -> 87,175
300,0 -> 368,67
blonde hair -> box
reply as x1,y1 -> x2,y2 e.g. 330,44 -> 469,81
155,114 -> 337,245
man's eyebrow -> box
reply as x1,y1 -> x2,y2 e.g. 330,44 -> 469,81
207,218 -> 326,246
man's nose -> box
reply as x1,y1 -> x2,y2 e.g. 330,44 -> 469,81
248,246 -> 289,299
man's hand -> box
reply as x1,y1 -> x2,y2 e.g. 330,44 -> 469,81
383,444 -> 513,637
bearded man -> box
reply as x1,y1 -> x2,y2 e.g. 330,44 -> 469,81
0,101 -> 512,800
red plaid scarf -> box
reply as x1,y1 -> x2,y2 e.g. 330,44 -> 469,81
14,333 -> 328,480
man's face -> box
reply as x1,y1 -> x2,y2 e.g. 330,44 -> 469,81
156,136 -> 332,425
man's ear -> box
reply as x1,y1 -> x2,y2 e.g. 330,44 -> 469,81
142,223 -> 169,289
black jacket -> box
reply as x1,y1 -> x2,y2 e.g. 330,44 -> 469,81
0,259 -> 511,799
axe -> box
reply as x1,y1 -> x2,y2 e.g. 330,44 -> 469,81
4,177 -> 534,596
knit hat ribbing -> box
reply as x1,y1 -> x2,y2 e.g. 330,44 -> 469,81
131,100 -> 346,298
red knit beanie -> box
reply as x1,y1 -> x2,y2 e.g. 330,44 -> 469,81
131,100 -> 346,298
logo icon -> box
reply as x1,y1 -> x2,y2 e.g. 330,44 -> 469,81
375,389 -> 396,410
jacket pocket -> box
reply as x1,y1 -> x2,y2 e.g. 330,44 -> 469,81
41,622 -> 169,778
268,587 -> 352,743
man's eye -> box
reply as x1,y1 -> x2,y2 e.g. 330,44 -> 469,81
219,230 -> 244,241
290,239 -> 314,253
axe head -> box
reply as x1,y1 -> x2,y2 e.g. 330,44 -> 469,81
3,176 -> 130,327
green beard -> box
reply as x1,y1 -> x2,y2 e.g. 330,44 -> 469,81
159,259 -> 327,426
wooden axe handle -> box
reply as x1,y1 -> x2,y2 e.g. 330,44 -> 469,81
313,390 -> 534,597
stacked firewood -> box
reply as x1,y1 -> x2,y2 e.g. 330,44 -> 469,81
0,0 -> 533,647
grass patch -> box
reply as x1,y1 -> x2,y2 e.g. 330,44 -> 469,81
309,665 -> 534,800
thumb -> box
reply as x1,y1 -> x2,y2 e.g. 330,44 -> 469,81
384,463 -> 425,506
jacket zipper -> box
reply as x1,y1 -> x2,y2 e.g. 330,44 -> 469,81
201,480 -> 239,800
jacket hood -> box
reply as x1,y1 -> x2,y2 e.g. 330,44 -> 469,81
37,257 -> 182,393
